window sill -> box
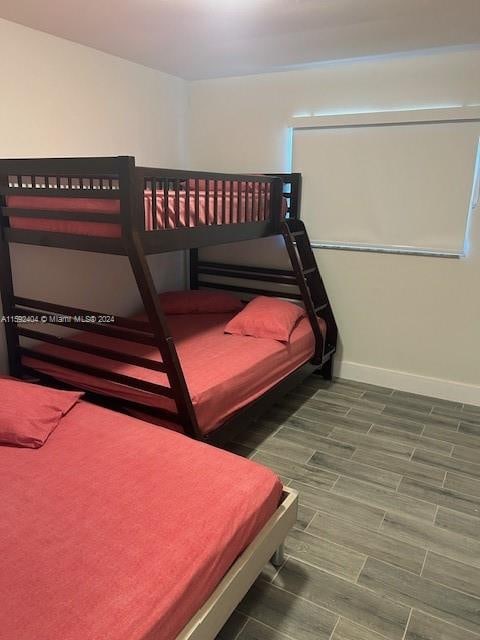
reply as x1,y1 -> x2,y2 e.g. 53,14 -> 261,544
309,241 -> 463,258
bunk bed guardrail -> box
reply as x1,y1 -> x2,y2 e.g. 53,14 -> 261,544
0,157 -> 294,255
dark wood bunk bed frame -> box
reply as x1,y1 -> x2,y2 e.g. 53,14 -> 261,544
0,156 -> 337,444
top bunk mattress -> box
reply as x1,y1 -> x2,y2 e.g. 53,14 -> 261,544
6,184 -> 284,237
0,400 -> 282,640
22,312 -> 324,435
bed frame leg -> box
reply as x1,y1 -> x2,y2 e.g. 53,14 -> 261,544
319,355 -> 334,381
271,543 -> 285,568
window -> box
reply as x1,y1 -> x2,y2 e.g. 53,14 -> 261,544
292,107 -> 480,257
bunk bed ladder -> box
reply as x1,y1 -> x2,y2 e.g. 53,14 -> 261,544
282,219 -> 338,376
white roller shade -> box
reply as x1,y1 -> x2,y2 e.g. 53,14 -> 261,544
293,116 -> 480,255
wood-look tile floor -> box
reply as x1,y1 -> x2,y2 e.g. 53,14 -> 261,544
216,376 -> 480,640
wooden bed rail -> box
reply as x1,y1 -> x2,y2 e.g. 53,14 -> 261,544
190,218 -> 337,370
10,298 -> 172,393
138,168 -> 278,228
0,157 -> 121,197
136,168 -> 284,253
266,172 -> 302,220
3,288 -> 201,437
17,327 -> 166,373
0,157 -> 289,255
13,296 -> 152,333
194,262 -> 304,302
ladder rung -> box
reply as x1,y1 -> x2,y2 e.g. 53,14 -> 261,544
303,267 -> 316,275
290,230 -> 304,237
315,304 -> 328,312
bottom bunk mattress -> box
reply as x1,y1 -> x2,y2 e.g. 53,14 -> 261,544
0,400 -> 283,640
22,312 -> 324,434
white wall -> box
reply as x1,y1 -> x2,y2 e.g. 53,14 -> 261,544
0,19 -> 188,373
189,49 -> 480,403
2,21 -> 479,402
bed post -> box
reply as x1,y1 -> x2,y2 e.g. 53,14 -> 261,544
266,173 -> 302,220
189,249 -> 199,290
0,185 -> 21,377
319,354 -> 334,381
118,157 -> 201,439
287,173 -> 302,220
271,543 -> 285,568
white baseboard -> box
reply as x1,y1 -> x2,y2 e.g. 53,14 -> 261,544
336,360 -> 480,407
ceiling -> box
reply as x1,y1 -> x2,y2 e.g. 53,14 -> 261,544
1,0 -> 480,80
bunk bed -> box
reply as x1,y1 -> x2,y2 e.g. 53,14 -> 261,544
0,156 -> 337,443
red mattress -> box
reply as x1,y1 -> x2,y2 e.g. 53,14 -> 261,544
6,184 -> 275,237
22,312 -> 323,435
0,401 -> 282,640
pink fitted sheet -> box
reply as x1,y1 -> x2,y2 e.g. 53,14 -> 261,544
6,186 -> 278,237
22,312 -> 323,435
0,400 -> 282,640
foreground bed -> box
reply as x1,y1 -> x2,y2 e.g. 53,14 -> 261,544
0,398 -> 297,640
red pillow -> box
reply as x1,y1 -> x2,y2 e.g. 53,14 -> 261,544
224,296 -> 306,343
158,290 -> 243,315
0,378 -> 83,449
